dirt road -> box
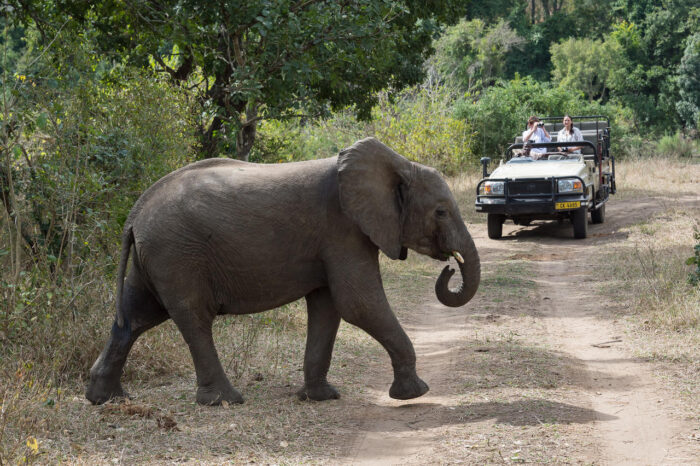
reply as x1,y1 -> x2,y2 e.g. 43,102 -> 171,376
343,198 -> 699,465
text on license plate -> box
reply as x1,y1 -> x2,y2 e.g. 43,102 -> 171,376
555,201 -> 581,210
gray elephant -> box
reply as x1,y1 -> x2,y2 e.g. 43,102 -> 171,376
86,137 -> 480,406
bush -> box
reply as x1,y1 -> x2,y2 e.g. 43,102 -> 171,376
372,87 -> 477,174
687,230 -> 700,287
0,29 -> 197,381
250,111 -> 368,163
656,132 -> 698,158
455,75 -> 613,159
252,85 -> 477,175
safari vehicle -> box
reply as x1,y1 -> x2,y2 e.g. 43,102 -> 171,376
475,115 -> 616,239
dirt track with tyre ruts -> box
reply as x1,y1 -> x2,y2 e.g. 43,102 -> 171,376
343,193 -> 699,465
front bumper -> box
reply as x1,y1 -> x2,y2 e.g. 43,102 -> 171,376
475,177 -> 588,216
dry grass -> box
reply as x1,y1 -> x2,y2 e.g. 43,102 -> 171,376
614,155 -> 699,200
597,157 -> 700,423
447,169 -> 483,224
604,156 -> 700,332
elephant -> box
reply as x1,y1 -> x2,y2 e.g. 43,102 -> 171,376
86,137 -> 480,406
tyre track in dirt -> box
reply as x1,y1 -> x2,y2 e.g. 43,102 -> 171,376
343,196 -> 698,464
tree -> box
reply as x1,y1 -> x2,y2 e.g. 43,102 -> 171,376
550,37 -> 620,101
676,33 -> 700,130
603,0 -> 700,130
431,18 -> 524,93
66,0 -> 469,160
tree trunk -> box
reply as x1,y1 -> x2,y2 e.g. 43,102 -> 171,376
236,104 -> 259,162
201,116 -> 224,159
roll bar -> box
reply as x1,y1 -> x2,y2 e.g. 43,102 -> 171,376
506,141 -> 598,159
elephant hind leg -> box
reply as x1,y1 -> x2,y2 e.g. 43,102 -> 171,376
168,307 -> 243,406
86,272 -> 169,404
297,287 -> 341,401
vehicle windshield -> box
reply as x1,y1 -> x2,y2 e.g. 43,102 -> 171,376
506,153 -> 582,164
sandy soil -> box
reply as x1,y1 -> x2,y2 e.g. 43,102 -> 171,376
342,196 -> 699,465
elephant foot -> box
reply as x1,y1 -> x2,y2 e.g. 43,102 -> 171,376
86,378 -> 130,405
297,381 -> 340,401
196,383 -> 244,406
389,374 -> 429,400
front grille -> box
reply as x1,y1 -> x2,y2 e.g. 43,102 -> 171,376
508,180 -> 552,195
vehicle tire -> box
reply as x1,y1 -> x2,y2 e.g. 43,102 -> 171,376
591,202 -> 605,224
487,214 -> 504,239
572,207 -> 588,239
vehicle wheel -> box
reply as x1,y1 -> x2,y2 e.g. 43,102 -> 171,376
591,203 -> 605,224
572,207 -> 588,239
487,214 -> 504,239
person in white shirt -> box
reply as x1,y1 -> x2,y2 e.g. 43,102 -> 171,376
522,116 -> 551,159
557,115 -> 583,154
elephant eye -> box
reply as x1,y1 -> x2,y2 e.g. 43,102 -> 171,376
435,208 -> 448,218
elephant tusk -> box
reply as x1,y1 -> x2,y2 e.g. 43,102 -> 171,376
452,251 -> 464,264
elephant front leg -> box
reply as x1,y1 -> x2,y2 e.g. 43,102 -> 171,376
359,312 -> 429,401
328,260 -> 429,401
297,288 -> 341,401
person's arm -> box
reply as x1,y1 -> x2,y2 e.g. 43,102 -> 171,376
557,129 -> 565,152
568,127 -> 582,152
523,127 -> 535,142
542,126 -> 551,140
542,130 -> 551,143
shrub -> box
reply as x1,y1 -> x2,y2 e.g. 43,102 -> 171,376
252,85 -> 478,175
656,132 -> 697,158
688,229 -> 700,287
0,29 -> 197,381
372,87 -> 477,174
455,75 -> 613,159
250,111 -> 368,163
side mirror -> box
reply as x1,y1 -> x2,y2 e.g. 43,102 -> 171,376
480,157 -> 491,178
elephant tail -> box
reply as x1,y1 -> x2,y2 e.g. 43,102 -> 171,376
115,224 -> 134,328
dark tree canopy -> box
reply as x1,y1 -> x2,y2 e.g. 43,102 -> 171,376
20,0 -> 467,159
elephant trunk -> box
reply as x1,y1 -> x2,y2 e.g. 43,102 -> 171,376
434,232 -> 480,307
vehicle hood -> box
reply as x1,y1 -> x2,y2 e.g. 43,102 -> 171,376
490,160 -> 587,180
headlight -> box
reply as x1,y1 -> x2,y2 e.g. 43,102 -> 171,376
479,181 -> 504,196
557,178 -> 583,193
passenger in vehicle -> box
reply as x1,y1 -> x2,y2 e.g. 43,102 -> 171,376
522,116 -> 551,159
557,115 -> 583,154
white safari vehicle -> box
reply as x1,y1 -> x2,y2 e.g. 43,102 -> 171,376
475,116 -> 616,239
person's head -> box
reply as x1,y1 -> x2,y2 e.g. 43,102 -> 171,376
528,116 -> 540,129
562,115 -> 573,132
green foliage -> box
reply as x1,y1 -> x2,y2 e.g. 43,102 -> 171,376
0,20 -> 196,376
372,87 -> 477,174
430,18 -> 524,93
250,111 -> 368,163
687,230 -> 700,287
602,1 -> 700,130
455,75 -> 610,158
252,85 -> 477,175
75,0 -> 469,159
656,132 -> 698,158
676,33 -> 700,130
550,37 -> 621,102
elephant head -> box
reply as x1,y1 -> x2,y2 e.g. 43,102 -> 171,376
337,137 -> 480,307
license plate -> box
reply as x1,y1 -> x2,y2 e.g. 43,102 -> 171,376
555,201 -> 581,210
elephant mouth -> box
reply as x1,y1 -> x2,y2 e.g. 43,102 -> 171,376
437,251 -> 463,262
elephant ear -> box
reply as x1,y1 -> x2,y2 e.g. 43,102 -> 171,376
337,137 -> 411,260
